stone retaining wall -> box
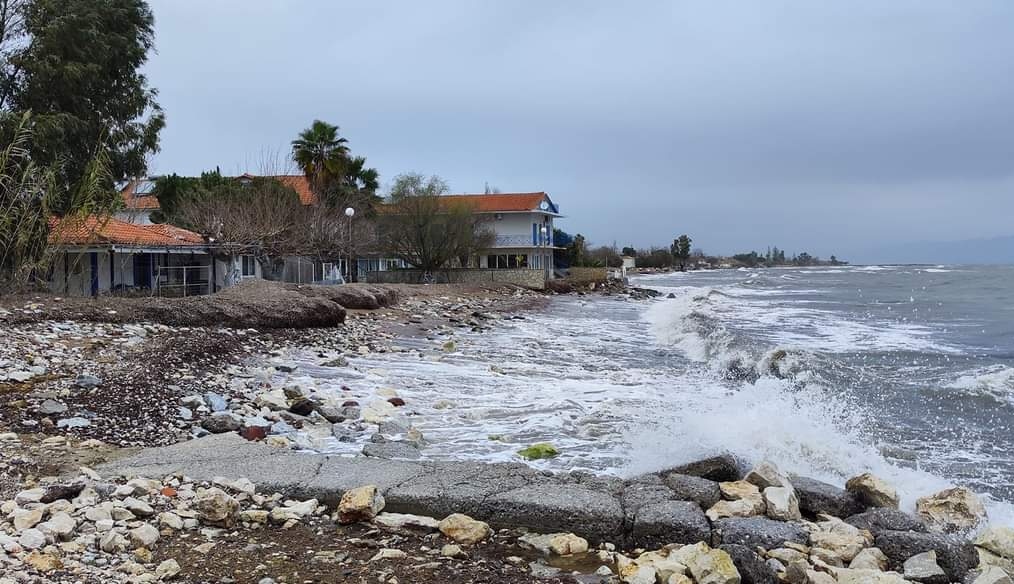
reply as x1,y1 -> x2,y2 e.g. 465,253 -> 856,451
366,269 -> 546,290
567,267 -> 608,283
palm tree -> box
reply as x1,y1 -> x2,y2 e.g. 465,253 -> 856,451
291,120 -> 349,192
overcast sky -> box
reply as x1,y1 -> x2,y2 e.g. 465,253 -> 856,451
144,1 -> 1014,262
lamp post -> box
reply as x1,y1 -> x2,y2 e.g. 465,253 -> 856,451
344,207 -> 355,283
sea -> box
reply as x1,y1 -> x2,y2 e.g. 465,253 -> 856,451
290,264 -> 1014,525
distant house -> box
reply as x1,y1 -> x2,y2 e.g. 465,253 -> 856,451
48,215 -> 215,296
443,192 -> 562,274
115,179 -> 160,224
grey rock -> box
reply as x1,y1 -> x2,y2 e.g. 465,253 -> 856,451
481,484 -> 625,544
711,516 -> 809,549
201,412 -> 242,433
362,441 -> 422,460
177,406 -> 193,420
316,405 -> 344,423
875,530 -> 978,582
270,421 -> 296,435
75,374 -> 101,388
340,406 -> 361,420
204,392 -> 228,412
38,399 -> 68,415
629,500 -> 711,548
666,454 -> 741,482
720,543 -> 779,584
792,475 -> 865,518
846,508 -> 927,534
662,472 -> 722,508
57,416 -> 90,428
378,419 -> 410,435
331,424 -> 355,442
530,562 -> 563,579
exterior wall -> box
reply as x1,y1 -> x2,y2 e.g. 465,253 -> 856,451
484,212 -> 555,248
366,268 -> 546,290
567,267 -> 608,284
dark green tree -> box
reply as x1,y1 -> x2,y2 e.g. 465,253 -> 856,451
291,120 -> 380,213
671,234 -> 692,271
8,0 -> 163,212
621,246 -> 637,257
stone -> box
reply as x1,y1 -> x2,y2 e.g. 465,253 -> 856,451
370,548 -> 407,561
24,551 -> 62,573
764,486 -> 801,521
156,559 -> 181,580
810,531 -> 867,563
662,473 -> 723,508
361,441 -> 422,460
38,399 -> 67,415
239,425 -> 267,441
373,512 -> 440,532
631,500 -> 712,548
807,570 -> 838,584
517,443 -> 559,460
38,512 -> 76,540
316,405 -> 344,423
130,523 -> 160,548
124,496 -> 155,516
617,554 -> 659,584
255,390 -> 289,411
56,416 -> 90,428
668,455 -> 742,482
720,544 -> 778,584
831,568 -> 908,584
75,373 -> 101,388
100,531 -> 128,553
13,507 -> 45,530
631,549 -> 688,582
845,508 -> 925,534
338,485 -> 385,524
204,392 -> 228,412
708,499 -> 766,521
441,544 -> 465,558
915,487 -> 987,534
792,475 -> 865,518
438,513 -> 492,545
240,509 -> 270,524
711,517 -> 809,549
289,397 -> 315,416
978,548 -> 1014,575
519,532 -> 589,556
875,529 -> 978,582
40,482 -> 85,503
745,461 -> 790,490
194,487 -> 240,527
845,474 -> 899,509
972,567 -> 1014,584
202,412 -> 242,433
159,512 -> 185,530
903,550 -> 948,584
768,548 -> 809,565
269,499 -> 318,523
976,526 -> 1014,560
849,547 -> 889,570
671,542 -> 742,584
721,480 -> 763,501
18,528 -> 46,550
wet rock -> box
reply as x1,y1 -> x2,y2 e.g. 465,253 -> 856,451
627,549 -> 688,582
915,487 -> 987,534
971,567 -> 1014,584
438,513 -> 491,545
340,405 -> 361,420
362,441 -> 421,460
711,516 -> 809,549
194,487 -> 240,527
875,529 -> 978,582
720,543 -> 778,584
668,455 -> 742,482
288,397 -> 315,416
630,500 -> 711,548
519,532 -> 589,556
255,390 -> 289,411
56,416 -> 90,428
38,399 -> 67,415
316,405 -> 343,423
517,443 -> 559,460
810,529 -> 868,563
202,412 -> 242,433
975,526 -> 1014,560
846,508 -> 926,534
387,397 -> 406,407
849,547 -> 889,570
338,485 -> 385,524
670,541 -> 742,584
373,512 -> 440,532
239,425 -> 267,441
745,461 -> 791,490
75,374 -> 101,388
663,473 -> 723,508
793,475 -> 865,518
846,473 -> 899,509
829,568 -> 908,584
764,486 -> 801,521
204,392 -> 228,412
903,550 -> 948,584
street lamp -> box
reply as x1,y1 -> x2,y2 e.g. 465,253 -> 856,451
344,207 -> 355,283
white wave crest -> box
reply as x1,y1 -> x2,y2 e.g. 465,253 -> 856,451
948,366 -> 1014,402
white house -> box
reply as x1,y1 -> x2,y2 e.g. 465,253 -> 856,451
440,192 -> 562,275
115,179 -> 160,224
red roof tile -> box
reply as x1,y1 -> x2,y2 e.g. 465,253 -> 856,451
120,179 -> 161,210
438,192 -> 552,212
49,215 -> 206,247
272,175 -> 318,206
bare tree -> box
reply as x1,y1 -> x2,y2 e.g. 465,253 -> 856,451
378,173 -> 493,272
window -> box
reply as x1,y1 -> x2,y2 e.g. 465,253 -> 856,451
241,255 -> 257,277
487,254 -> 528,269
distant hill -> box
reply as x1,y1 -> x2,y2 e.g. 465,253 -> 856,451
854,234 -> 1014,265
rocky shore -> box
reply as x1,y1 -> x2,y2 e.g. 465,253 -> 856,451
2,280 -> 1011,584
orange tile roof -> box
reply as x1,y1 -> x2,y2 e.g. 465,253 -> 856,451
49,215 -> 206,247
120,179 -> 161,210
271,175 -> 318,206
439,192 -> 552,212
